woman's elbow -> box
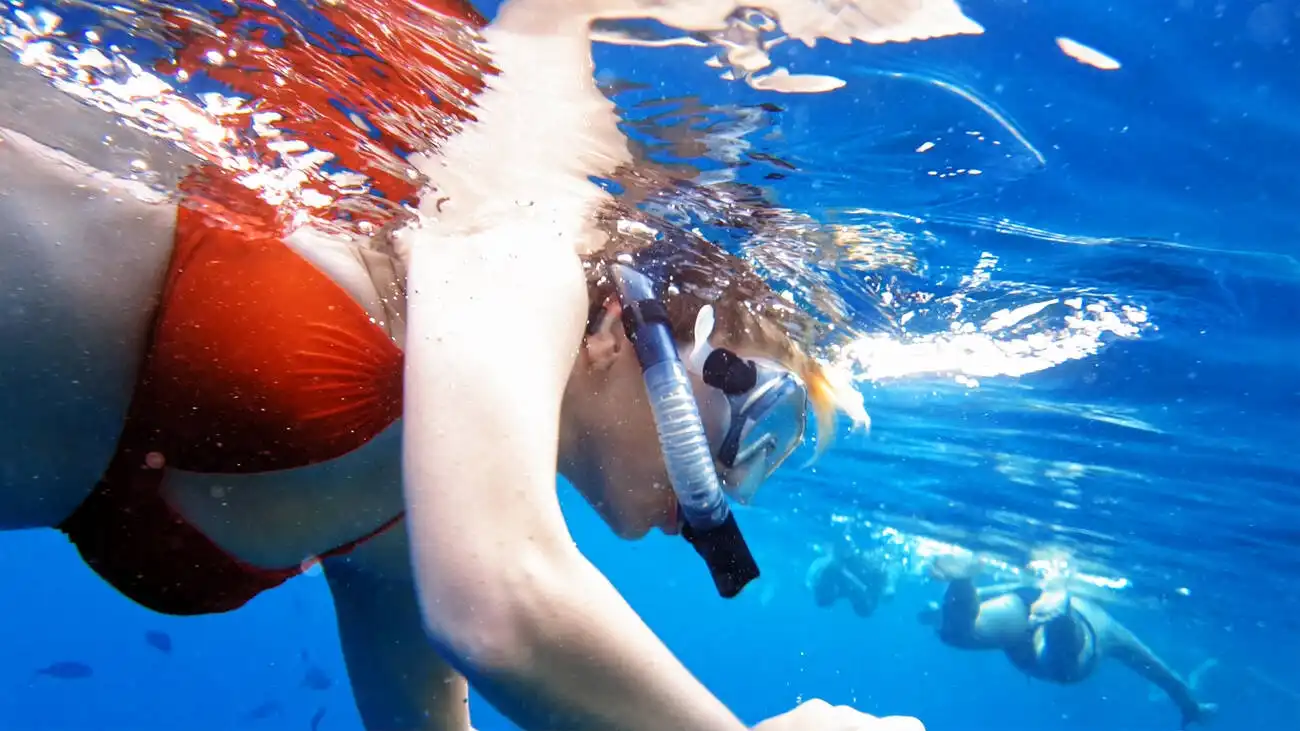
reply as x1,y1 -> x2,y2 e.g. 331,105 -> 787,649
413,546 -> 574,676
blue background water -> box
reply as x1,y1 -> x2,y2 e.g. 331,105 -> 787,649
3,0 -> 1299,729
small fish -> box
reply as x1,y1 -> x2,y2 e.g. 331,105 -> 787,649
31,661 -> 93,681
747,151 -> 798,171
309,706 -> 327,731
302,664 -> 333,691
242,700 -> 283,722
144,630 -> 173,654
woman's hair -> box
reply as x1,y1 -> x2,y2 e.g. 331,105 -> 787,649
585,202 -> 869,455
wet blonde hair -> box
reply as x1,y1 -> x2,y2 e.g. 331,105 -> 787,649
585,204 -> 869,458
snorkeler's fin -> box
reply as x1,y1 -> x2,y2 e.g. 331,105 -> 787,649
1156,657 -> 1220,702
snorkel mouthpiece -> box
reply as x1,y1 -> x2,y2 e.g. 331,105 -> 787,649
679,513 -> 757,599
610,262 -> 760,598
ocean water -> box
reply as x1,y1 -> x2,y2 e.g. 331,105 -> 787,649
2,1 -> 1298,730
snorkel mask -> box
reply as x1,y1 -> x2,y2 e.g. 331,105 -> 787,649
686,304 -> 809,506
609,254 -> 810,599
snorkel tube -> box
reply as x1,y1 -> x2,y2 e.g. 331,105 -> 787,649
610,260 -> 760,598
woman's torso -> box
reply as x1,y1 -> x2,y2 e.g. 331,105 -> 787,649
3,115 -> 412,606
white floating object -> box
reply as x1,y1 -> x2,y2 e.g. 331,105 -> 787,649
748,67 -> 847,93
1056,37 -> 1121,71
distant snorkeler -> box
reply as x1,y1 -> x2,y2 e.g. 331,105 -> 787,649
806,532 -> 899,618
918,549 -> 1218,728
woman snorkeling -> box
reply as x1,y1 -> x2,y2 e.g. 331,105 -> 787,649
1,0 -> 983,728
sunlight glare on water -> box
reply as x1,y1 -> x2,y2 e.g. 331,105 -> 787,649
3,0 -> 493,233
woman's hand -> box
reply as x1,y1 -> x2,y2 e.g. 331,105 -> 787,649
753,699 -> 925,731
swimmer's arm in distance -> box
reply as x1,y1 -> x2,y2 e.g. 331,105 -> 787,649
398,224 -> 746,731
323,525 -> 473,731
1083,601 -> 1213,727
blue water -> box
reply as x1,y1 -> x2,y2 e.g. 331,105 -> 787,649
3,1 -> 1299,730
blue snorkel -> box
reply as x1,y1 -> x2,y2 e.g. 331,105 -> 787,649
610,260 -> 760,599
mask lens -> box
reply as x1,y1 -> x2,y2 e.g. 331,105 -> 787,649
717,367 -> 808,502
723,454 -> 768,504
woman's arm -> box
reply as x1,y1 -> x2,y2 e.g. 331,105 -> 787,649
324,525 -> 473,731
399,221 -> 745,731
